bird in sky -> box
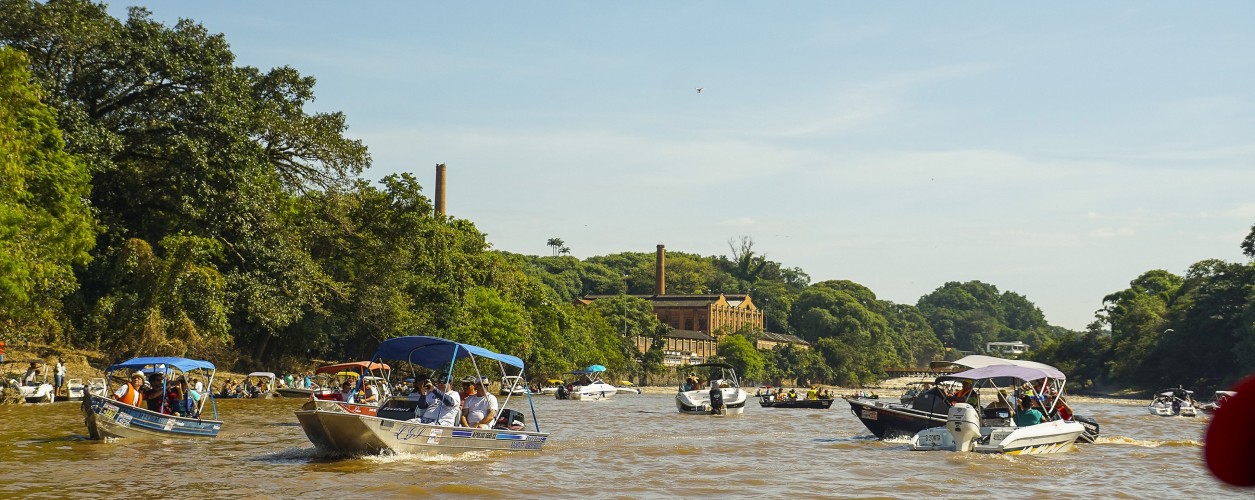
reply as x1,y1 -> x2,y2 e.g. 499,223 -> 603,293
695,87 -> 703,93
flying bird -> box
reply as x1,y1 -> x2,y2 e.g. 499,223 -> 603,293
696,87 -> 703,94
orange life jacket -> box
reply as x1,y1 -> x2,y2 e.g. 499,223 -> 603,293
116,384 -> 142,406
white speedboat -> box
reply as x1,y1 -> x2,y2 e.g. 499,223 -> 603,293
10,360 -> 55,403
294,336 -> 549,456
616,381 -> 641,395
1149,387 -> 1197,417
675,363 -> 748,415
568,365 -> 617,400
500,375 -> 530,396
909,364 -> 1084,455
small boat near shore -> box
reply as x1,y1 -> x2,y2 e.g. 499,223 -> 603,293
1149,387 -> 1197,417
758,394 -> 833,409
566,365 -> 617,401
83,356 -> 222,440
1198,390 -> 1235,416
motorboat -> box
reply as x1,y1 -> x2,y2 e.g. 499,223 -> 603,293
243,372 -> 279,399
676,363 -> 748,415
1149,387 -> 1197,417
758,390 -> 834,409
848,355 -> 1100,443
1198,390 -> 1236,416
82,356 -> 222,440
294,336 -> 549,456
566,365 -> 617,401
616,381 -> 641,395
909,364 -> 1086,455
9,359 -> 55,403
539,379 -> 562,395
66,378 -> 106,401
500,375 -> 530,396
899,381 -> 935,404
276,361 -> 392,400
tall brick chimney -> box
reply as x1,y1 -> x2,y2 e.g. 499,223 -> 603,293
655,244 -> 665,295
435,163 -> 447,217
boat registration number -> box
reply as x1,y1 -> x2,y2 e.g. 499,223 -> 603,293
510,441 -> 543,450
918,433 -> 943,445
860,409 -> 878,421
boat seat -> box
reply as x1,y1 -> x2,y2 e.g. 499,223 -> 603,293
376,398 -> 422,421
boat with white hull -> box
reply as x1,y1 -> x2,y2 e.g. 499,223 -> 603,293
1149,387 -> 1197,417
675,363 -> 748,415
909,364 -> 1084,455
295,336 -> 548,456
850,355 -> 1100,443
566,365 -> 617,400
911,403 -> 1085,454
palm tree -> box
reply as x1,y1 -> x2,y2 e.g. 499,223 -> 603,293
546,237 -> 565,257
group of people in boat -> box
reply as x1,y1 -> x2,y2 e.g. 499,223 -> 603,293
913,379 -> 1072,427
216,378 -> 270,399
763,386 -> 834,401
402,375 -> 513,429
112,371 -> 202,417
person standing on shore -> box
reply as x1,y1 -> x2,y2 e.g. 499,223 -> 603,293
54,358 -> 66,397
0,339 -> 5,364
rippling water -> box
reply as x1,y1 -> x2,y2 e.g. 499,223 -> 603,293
0,395 -> 1247,498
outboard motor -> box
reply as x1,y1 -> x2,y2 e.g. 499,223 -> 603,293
947,403 -> 981,452
555,384 -> 569,400
494,408 -> 526,430
709,385 -> 725,415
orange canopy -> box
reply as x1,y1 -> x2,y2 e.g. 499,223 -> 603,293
315,361 -> 391,375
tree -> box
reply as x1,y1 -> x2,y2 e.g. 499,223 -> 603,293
0,46 -> 97,342
546,237 -> 565,257
714,334 -> 765,384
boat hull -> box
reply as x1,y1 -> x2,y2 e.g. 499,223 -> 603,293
910,420 -> 1085,455
760,397 -> 833,409
276,388 -> 315,398
570,383 -> 617,400
82,394 -> 221,440
846,397 -> 945,439
847,397 -> 1101,443
294,409 -> 548,456
676,388 -> 748,415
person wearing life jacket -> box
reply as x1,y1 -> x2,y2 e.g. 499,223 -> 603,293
113,372 -> 146,407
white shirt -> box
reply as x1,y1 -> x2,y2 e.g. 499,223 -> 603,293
56,362 -> 65,377
338,388 -> 355,403
419,392 -> 440,422
435,390 -> 461,426
194,380 -> 204,392
463,393 -> 499,428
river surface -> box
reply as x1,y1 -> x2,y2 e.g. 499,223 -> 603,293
0,394 -> 1247,498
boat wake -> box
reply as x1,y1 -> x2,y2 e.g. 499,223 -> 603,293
1095,436 -> 1202,448
362,449 -> 491,464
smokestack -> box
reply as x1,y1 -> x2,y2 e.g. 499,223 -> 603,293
435,163 -> 447,217
655,244 -> 665,295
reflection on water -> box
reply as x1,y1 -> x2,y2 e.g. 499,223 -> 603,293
0,395 -> 1248,498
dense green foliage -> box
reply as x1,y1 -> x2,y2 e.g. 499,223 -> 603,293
2,2 -> 1251,391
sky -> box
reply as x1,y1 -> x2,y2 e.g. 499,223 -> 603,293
108,2 -> 1255,331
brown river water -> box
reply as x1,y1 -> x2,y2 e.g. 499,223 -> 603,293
0,394 -> 1247,499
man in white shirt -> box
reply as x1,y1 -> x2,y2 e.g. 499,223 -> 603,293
412,379 -> 441,423
462,380 -> 499,429
430,376 -> 461,426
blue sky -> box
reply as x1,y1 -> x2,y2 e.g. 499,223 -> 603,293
112,2 -> 1255,331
